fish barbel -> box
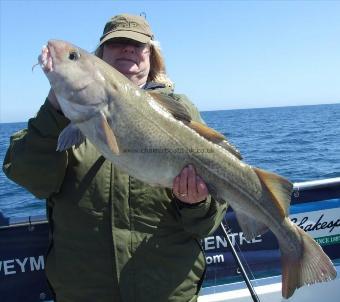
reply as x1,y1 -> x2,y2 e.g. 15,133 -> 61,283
39,39 -> 336,298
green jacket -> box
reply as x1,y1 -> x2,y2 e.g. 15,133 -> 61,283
3,85 -> 227,302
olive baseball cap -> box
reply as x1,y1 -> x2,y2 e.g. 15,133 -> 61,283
99,14 -> 154,46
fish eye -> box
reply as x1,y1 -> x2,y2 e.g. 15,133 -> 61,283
69,51 -> 80,61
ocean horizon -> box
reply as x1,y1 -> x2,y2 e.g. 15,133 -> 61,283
1,102 -> 339,124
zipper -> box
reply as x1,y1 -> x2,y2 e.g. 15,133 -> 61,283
128,175 -> 137,302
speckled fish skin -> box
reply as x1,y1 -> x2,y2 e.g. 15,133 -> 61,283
39,40 -> 336,299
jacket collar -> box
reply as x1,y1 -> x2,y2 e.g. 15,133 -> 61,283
143,82 -> 166,90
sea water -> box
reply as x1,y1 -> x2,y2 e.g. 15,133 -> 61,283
1,103 -> 339,219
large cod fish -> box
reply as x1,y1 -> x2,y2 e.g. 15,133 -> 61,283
39,40 -> 336,299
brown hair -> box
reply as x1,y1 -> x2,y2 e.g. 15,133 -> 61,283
94,40 -> 174,88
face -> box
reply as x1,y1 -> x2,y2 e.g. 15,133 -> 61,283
102,38 -> 151,86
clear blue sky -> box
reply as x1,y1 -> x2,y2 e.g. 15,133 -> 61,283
1,0 -> 340,122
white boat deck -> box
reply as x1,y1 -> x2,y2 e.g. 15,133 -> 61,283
199,265 -> 340,302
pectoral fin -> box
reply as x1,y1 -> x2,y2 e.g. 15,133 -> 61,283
95,112 -> 120,155
57,124 -> 86,151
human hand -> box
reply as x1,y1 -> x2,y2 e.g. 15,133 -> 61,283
172,164 -> 209,204
48,88 -> 62,112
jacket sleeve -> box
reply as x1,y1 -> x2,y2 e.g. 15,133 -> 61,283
2,99 -> 70,199
171,93 -> 228,238
175,196 -> 227,238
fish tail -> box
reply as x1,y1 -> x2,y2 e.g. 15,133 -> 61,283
280,220 -> 337,298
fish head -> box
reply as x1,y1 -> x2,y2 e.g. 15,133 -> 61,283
39,39 -> 114,122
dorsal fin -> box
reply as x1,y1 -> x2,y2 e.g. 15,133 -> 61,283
188,121 -> 242,159
188,120 -> 225,143
253,167 -> 293,217
148,91 -> 242,159
217,139 -> 243,160
148,91 -> 191,122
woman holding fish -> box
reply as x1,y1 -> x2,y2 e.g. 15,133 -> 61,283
3,14 -> 227,302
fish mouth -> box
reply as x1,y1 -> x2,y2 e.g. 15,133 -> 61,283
38,44 -> 54,73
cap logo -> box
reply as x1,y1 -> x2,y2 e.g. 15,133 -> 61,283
112,21 -> 138,30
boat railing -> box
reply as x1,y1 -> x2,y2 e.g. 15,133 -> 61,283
1,177 -> 340,302
292,177 -> 340,203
